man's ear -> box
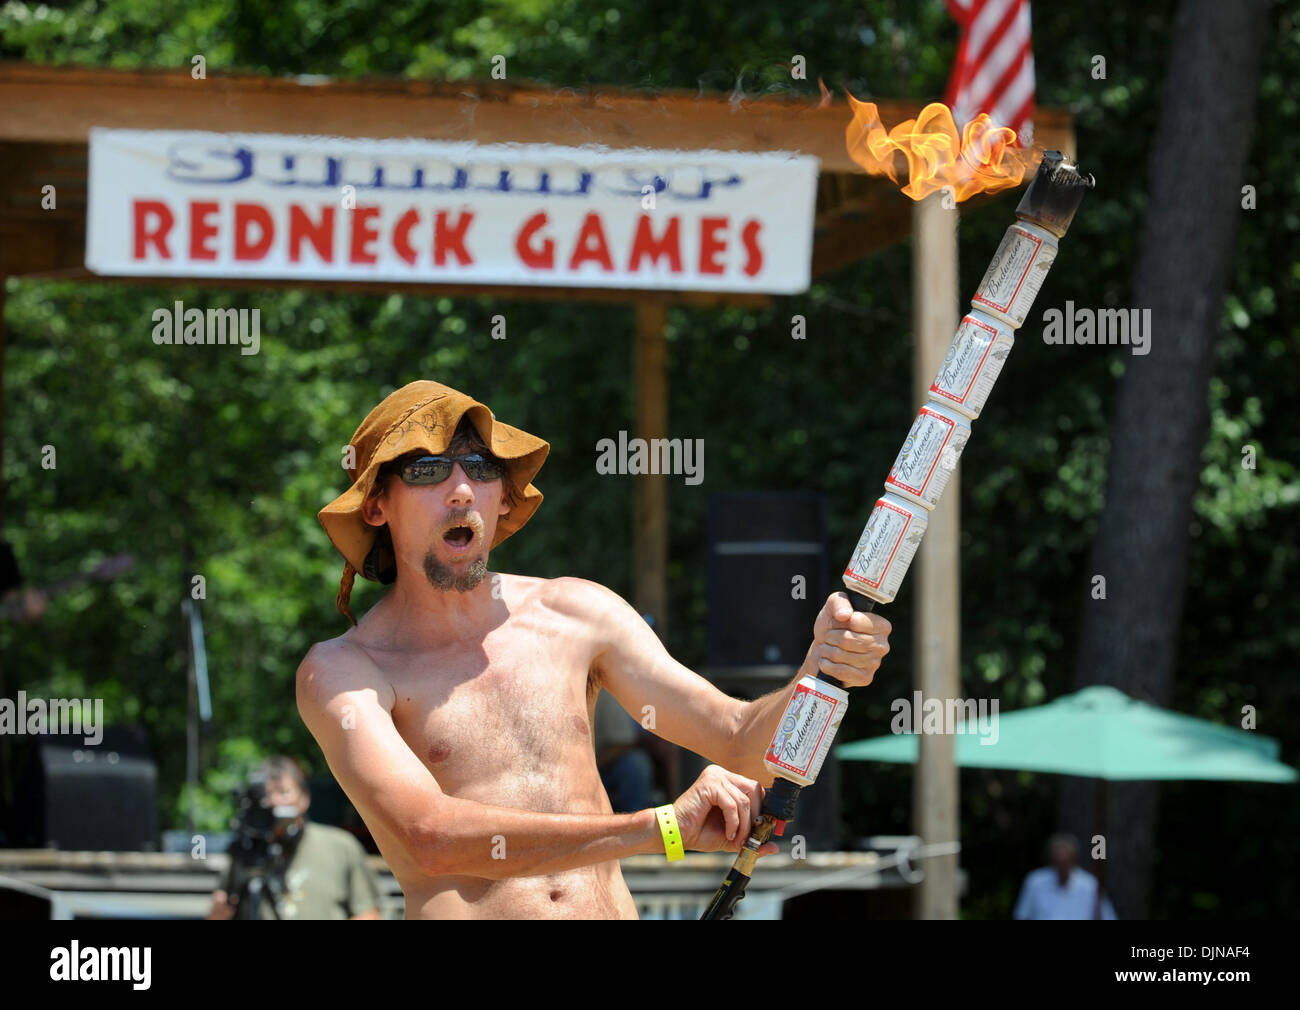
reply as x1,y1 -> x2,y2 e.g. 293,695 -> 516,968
361,493 -> 386,527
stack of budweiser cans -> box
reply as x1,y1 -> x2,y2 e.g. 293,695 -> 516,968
843,151 -> 1094,605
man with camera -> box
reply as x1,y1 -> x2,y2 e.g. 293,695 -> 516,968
208,756 -> 382,920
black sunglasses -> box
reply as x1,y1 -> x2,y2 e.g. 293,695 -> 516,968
393,452 -> 505,485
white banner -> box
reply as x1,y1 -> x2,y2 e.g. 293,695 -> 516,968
86,129 -> 820,294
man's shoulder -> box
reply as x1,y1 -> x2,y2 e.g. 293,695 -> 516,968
516,574 -> 625,617
295,635 -> 389,710
299,631 -> 382,676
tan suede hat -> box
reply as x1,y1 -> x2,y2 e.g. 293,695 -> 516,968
318,380 -> 549,624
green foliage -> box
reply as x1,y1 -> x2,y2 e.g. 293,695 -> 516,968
2,0 -> 1297,918
176,736 -> 268,833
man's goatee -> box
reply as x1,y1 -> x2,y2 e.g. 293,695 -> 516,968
423,554 -> 489,592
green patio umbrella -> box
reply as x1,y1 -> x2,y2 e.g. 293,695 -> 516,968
836,684 -> 1297,781
836,685 -> 1297,917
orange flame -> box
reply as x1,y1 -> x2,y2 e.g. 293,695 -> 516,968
845,94 -> 1041,202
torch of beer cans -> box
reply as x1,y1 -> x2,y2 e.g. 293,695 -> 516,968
843,215 -> 1062,604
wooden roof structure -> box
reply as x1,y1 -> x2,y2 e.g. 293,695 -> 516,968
0,62 -> 1075,298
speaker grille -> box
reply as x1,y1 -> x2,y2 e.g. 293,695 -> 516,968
707,492 -> 827,669
15,728 -> 157,851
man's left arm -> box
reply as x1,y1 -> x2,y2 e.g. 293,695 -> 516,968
576,580 -> 890,784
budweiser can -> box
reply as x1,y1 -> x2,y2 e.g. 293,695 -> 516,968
884,400 -> 971,509
763,673 -> 850,787
842,492 -> 928,605
929,310 -> 1017,420
971,220 -> 1059,328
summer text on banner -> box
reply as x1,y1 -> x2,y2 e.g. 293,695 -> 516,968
86,129 -> 821,294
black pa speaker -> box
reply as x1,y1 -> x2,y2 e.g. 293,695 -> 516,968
707,491 -> 828,670
13,727 -> 157,851
703,492 -> 841,849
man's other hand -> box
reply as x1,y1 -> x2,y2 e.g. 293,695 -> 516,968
672,765 -> 780,855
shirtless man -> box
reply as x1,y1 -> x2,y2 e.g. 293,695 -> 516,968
298,381 -> 891,918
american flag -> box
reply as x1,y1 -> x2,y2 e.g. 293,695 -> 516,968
944,0 -> 1036,145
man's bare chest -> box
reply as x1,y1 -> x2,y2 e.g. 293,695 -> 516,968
383,626 -> 602,804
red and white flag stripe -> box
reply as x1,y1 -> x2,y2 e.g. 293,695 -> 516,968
944,0 -> 1036,145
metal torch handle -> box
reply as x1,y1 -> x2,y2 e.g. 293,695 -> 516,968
700,590 -> 877,919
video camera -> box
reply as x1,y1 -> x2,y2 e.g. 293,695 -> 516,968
226,772 -> 303,918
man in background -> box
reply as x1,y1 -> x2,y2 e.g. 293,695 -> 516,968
1014,833 -> 1117,919
209,756 -> 382,920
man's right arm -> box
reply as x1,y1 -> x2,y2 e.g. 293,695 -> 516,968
295,641 -> 667,880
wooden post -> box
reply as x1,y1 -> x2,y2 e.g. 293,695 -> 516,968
633,300 -> 668,635
0,277 -> 6,526
0,278 -> 9,809
911,193 -> 961,919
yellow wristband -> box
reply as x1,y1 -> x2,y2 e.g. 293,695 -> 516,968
654,804 -> 685,862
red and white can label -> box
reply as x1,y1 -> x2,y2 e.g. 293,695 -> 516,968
929,311 -> 1016,420
884,402 -> 970,508
972,222 -> 1058,328
842,492 -> 927,604
763,674 -> 850,786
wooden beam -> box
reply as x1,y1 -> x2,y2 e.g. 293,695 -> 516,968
633,300 -> 668,633
0,278 -> 8,812
4,262 -> 771,309
0,64 -> 1075,174
0,66 -> 1076,297
811,181 -> 915,278
810,174 -> 1057,282
0,142 -> 87,220
0,221 -> 77,275
910,192 -> 961,920
0,277 -> 6,524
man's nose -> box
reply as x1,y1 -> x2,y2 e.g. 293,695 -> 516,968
444,463 -> 476,504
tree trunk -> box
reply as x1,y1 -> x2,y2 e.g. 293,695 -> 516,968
1058,0 -> 1272,919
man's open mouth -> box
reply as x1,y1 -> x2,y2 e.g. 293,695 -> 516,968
442,525 -> 476,548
